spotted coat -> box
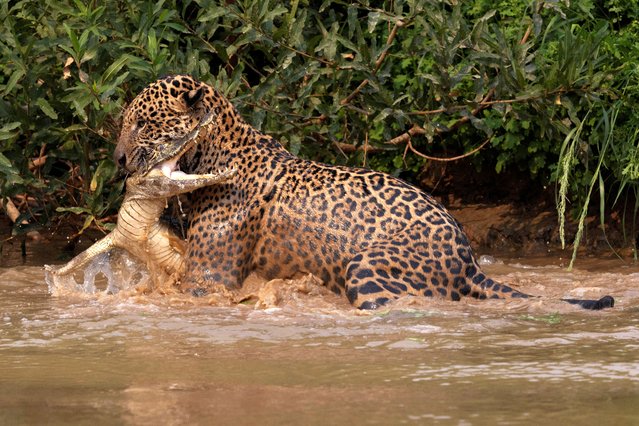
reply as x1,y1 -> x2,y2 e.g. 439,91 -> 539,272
113,75 -> 613,310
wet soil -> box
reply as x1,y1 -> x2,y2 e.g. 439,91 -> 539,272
1,174 -> 634,269
422,161 -> 636,257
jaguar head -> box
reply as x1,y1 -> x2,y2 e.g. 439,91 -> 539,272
113,75 -> 213,176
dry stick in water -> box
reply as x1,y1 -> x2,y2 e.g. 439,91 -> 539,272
1,198 -> 42,241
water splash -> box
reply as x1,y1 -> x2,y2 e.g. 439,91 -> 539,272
44,250 -> 150,297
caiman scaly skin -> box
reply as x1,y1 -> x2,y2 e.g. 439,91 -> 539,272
50,168 -> 236,278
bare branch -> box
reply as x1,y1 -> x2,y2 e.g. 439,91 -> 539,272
340,79 -> 370,106
405,137 -> 493,162
374,20 -> 404,71
386,124 -> 427,145
519,23 -> 532,45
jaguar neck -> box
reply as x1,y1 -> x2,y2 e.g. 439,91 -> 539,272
183,96 -> 291,174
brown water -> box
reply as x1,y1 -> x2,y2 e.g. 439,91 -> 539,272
1,248 -> 639,425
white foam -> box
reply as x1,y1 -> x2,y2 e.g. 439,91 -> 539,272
45,250 -> 150,297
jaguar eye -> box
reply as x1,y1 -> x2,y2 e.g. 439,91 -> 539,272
136,119 -> 146,129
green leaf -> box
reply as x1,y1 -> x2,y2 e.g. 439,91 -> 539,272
227,29 -> 260,57
81,48 -> 98,65
3,69 -> 25,96
62,124 -> 87,132
147,30 -> 158,59
503,132 -> 520,149
280,51 -> 295,70
72,0 -> 87,14
89,159 -> 116,194
56,206 -> 91,215
165,22 -> 187,33
0,152 -> 24,185
0,122 -> 22,133
153,0 -> 167,15
63,23 -> 81,56
102,55 -> 132,83
79,214 -> 95,234
336,35 -> 359,55
35,98 -> 58,120
314,22 -> 339,60
288,8 -> 306,48
78,29 -> 91,54
368,11 -> 381,33
198,6 -> 227,23
347,6 -> 357,39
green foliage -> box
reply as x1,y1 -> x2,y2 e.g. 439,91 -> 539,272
0,0 -> 637,253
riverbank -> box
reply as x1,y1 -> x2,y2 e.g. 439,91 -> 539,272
1,195 -> 635,269
423,161 -> 635,259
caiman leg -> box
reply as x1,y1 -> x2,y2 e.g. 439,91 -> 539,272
50,168 -> 236,277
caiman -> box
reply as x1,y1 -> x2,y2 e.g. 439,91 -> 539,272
47,167 -> 236,279
48,110 -> 236,281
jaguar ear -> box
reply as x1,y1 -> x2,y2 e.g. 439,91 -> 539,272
183,87 -> 204,109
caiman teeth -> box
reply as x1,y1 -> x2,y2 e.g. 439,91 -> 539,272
143,110 -> 216,175
156,156 -> 179,178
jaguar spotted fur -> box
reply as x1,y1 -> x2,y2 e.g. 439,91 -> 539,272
113,75 -> 613,310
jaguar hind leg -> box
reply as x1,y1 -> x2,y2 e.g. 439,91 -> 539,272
343,234 -> 527,309
343,235 -> 614,310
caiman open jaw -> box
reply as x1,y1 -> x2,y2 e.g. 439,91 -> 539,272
131,167 -> 238,198
141,110 -> 216,176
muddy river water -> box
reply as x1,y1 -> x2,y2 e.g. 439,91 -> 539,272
1,243 -> 638,425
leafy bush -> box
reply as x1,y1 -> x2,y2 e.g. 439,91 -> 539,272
0,0 -> 637,257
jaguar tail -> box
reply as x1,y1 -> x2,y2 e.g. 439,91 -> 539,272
468,270 -> 614,310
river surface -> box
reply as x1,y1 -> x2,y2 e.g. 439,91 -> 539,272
1,242 -> 638,425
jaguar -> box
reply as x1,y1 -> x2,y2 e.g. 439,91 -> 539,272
113,75 -> 613,310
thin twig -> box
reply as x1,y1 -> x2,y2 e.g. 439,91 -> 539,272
333,142 -> 387,154
446,87 -> 496,133
29,155 -> 47,171
386,89 -> 495,144
374,20 -> 403,71
408,108 -> 447,116
362,131 -> 369,167
340,79 -> 369,106
406,137 -> 492,162
408,88 -> 570,117
520,24 -> 532,45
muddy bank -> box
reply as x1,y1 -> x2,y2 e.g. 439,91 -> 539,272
0,200 -> 634,269
448,202 -> 630,256
422,161 -> 635,257
1,167 -> 636,268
